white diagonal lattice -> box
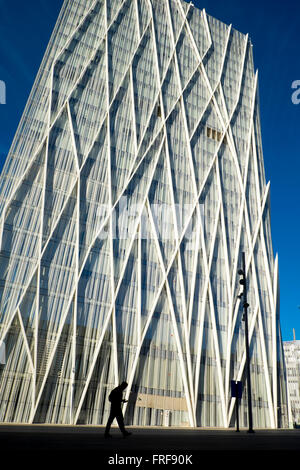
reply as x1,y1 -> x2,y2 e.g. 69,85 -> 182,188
0,0 -> 289,428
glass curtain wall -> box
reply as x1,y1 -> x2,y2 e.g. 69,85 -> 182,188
0,0 -> 288,428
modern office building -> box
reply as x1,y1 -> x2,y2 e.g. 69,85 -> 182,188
0,0 -> 288,428
283,334 -> 300,426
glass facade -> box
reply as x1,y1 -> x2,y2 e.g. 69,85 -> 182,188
0,0 -> 288,428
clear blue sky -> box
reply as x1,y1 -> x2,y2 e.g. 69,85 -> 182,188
0,0 -> 299,341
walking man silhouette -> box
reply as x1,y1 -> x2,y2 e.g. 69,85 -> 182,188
104,381 -> 132,438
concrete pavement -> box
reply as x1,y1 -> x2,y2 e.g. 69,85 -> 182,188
0,424 -> 299,465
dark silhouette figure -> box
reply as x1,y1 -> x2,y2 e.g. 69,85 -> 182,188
104,381 -> 132,438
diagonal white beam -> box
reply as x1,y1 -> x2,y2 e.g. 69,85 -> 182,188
164,0 -> 197,418
104,0 -> 119,388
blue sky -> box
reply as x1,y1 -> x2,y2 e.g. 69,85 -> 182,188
0,0 -> 299,341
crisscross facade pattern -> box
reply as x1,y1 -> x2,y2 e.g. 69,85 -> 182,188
0,0 -> 288,427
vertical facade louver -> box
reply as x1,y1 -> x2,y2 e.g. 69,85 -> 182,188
0,0 -> 288,428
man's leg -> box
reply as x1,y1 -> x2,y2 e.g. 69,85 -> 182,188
105,411 -> 115,436
115,410 -> 126,434
115,411 -> 131,437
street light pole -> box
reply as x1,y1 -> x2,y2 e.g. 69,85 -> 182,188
239,252 -> 254,433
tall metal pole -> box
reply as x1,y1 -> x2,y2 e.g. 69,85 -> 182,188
235,383 -> 240,432
241,252 -> 254,433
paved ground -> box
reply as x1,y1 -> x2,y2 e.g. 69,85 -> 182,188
0,424 -> 299,465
